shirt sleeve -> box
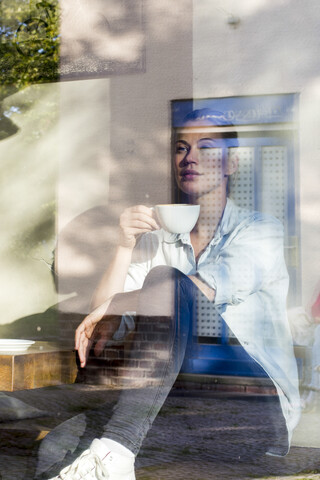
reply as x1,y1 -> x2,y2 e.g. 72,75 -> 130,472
123,232 -> 160,292
197,215 -> 288,306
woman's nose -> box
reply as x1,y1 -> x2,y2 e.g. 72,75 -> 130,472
181,146 -> 199,165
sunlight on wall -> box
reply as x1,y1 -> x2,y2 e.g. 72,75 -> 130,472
193,0 -> 320,307
0,84 -> 58,325
55,0 -> 193,324
299,79 -> 320,306
58,78 -> 110,230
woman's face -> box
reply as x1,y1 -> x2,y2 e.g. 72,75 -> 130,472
174,128 -> 231,199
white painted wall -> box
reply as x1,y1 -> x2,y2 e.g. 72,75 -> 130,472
108,0 -> 193,212
193,0 -> 320,307
0,84 -> 59,326
58,78 -> 111,230
55,0 -> 193,321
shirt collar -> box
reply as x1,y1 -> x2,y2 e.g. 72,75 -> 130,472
218,198 -> 242,236
162,198 -> 241,246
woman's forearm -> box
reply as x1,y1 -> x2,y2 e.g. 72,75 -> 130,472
91,205 -> 158,309
188,275 -> 216,301
91,245 -> 134,309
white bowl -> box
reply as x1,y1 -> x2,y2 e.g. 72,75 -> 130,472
0,339 -> 35,353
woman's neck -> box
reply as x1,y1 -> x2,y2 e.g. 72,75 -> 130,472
189,189 -> 227,258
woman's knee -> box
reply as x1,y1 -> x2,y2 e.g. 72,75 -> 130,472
141,266 -> 196,310
142,266 -> 179,288
138,267 -> 179,317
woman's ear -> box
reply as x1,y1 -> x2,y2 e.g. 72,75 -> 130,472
226,152 -> 239,175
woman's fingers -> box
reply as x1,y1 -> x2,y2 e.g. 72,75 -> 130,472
130,209 -> 159,229
78,334 -> 92,368
75,300 -> 111,367
75,314 -> 95,351
77,326 -> 93,367
120,206 -> 160,231
126,217 -> 158,231
77,317 -> 121,367
119,205 -> 160,249
130,205 -> 155,216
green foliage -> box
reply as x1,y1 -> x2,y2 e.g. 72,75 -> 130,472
0,0 -> 59,94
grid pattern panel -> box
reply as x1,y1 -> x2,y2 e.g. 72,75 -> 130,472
228,147 -> 255,339
196,146 -> 288,340
197,147 -> 255,338
261,146 -> 287,225
196,148 -> 223,338
196,290 -> 222,338
229,147 -> 255,210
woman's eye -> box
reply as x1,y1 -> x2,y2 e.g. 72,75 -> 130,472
176,144 -> 188,153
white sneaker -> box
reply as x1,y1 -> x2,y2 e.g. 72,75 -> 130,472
49,439 -> 135,480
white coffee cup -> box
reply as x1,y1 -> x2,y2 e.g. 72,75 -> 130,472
154,204 -> 200,234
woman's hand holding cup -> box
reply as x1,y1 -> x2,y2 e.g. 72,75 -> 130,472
119,205 -> 160,250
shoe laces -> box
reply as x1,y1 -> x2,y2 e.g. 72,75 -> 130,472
58,449 -> 109,480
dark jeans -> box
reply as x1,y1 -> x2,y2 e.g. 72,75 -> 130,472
102,266 -> 196,454
34,266 -> 288,479
100,266 -> 288,457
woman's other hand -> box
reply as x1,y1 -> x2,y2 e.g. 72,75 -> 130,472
75,297 -> 118,368
119,205 -> 159,250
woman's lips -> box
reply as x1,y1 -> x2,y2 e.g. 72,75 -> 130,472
180,170 -> 202,181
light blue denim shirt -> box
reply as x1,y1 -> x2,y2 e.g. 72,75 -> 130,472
124,198 -> 301,447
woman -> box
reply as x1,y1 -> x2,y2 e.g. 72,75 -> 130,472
47,109 -> 300,480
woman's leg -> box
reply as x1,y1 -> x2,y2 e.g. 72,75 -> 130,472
101,266 -> 197,455
36,267 -> 196,479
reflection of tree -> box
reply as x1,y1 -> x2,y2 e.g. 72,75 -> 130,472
0,109 -> 19,139
0,0 -> 59,93
0,0 -> 59,138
